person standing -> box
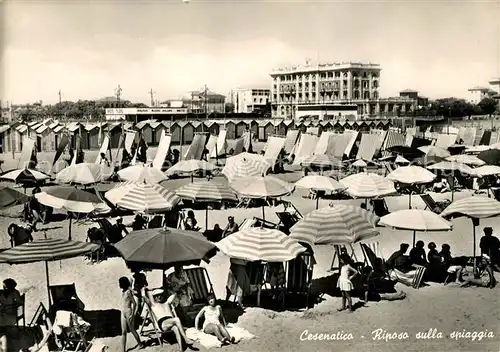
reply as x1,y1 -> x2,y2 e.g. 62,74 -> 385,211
337,262 -> 358,312
119,277 -> 144,352
479,227 -> 500,271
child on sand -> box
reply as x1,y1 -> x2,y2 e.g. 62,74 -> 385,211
194,294 -> 235,345
337,262 -> 358,312
119,277 -> 144,352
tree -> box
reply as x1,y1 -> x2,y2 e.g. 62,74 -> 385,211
224,102 -> 235,113
477,98 -> 498,117
429,98 -> 475,119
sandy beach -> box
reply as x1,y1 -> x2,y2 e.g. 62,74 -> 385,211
0,147 -> 499,352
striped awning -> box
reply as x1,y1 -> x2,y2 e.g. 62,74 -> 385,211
216,227 -> 305,262
356,134 -> 380,161
290,205 -> 380,246
441,196 -> 500,219
0,239 -> 99,264
340,172 -> 396,198
175,179 -> 237,202
229,176 -> 294,198
382,131 -> 405,156
105,181 -> 180,213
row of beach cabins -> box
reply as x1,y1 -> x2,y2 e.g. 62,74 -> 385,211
0,118 -> 395,153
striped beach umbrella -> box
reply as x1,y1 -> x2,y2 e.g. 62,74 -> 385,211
441,196 -> 500,272
386,165 -> 436,208
118,164 -> 167,184
0,238 -> 99,305
290,205 -> 380,246
56,163 -> 103,185
1,168 -> 50,185
379,209 -> 452,246
105,181 -> 180,213
222,156 -> 270,182
295,175 -> 346,209
216,227 -> 305,262
165,160 -> 215,178
230,176 -> 294,198
300,154 -> 342,169
340,172 -> 396,198
176,179 -> 238,229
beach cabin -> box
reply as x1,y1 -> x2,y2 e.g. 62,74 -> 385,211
222,120 -> 235,140
205,121 -> 220,136
256,120 -> 272,141
320,120 -> 332,131
248,120 -> 259,137
35,124 -> 56,152
136,120 -> 154,145
235,120 -> 249,139
0,125 -> 10,153
170,121 -> 182,145
272,119 -> 287,136
108,123 -> 122,148
83,124 -> 99,150
190,121 -> 204,134
148,121 -> 163,145
181,121 -> 195,144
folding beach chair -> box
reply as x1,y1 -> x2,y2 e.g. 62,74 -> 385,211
177,267 -> 216,324
147,215 -> 164,229
8,224 -> 33,247
284,252 -> 315,309
49,284 -> 85,315
420,194 -> 451,214
138,300 -> 163,346
388,266 -> 427,289
370,199 -> 390,217
56,311 -> 90,352
360,243 -> 389,281
29,303 -> 57,351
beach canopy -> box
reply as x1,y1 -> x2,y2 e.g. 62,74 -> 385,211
475,165 -> 500,177
165,159 -> 215,177
55,163 -> 104,185
440,196 -> 500,219
418,146 -> 451,159
426,161 -> 477,176
295,175 -> 345,192
0,168 -> 50,184
386,165 -> 436,185
299,154 -> 342,169
114,227 -> 217,270
340,172 -> 396,198
175,179 -> 237,202
446,155 -> 485,166
36,186 -> 109,213
290,205 -> 380,246
394,155 -> 410,164
105,181 -> 180,213
0,238 -> 99,264
230,176 -> 294,198
216,227 -> 305,262
0,186 -> 30,209
222,155 -> 270,182
477,148 -> 500,166
386,145 -> 425,159
118,164 -> 167,184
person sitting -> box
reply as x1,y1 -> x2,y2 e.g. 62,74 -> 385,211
479,227 -> 500,271
109,217 -> 128,243
222,216 -> 239,238
386,243 -> 412,273
194,294 -> 235,345
433,177 -> 450,193
439,243 -> 453,269
0,278 -> 22,352
205,224 -> 223,242
166,266 -> 194,325
409,240 -> 428,266
427,242 -> 444,281
99,152 -> 110,167
8,223 -> 33,247
132,214 -> 147,231
29,189 -> 42,231
184,211 -> 199,231
145,291 -> 195,349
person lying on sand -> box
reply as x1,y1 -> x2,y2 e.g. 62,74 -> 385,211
194,294 -> 235,345
145,291 -> 196,351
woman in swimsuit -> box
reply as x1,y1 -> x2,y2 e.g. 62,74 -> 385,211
119,277 -> 144,352
145,291 -> 195,351
195,294 -> 235,345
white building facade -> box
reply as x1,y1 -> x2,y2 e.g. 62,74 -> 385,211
231,88 -> 270,113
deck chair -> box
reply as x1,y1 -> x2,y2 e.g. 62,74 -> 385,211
178,267 -> 216,324
49,284 -> 85,315
370,199 -> 390,217
389,265 -> 427,289
360,243 -> 389,280
284,252 -> 315,309
8,224 -> 33,247
420,194 -> 451,213
147,215 -> 164,229
138,300 -> 163,346
28,303 -> 56,351
55,311 -> 90,352
491,188 -> 500,201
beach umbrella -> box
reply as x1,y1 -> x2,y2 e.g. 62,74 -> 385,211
229,176 -> 294,219
0,185 -> 31,210
294,175 -> 346,209
175,179 -> 238,229
216,227 -> 305,262
427,161 -> 477,201
477,148 -> 500,166
446,155 -> 485,166
105,181 -> 180,213
300,154 -> 343,169
55,163 -> 103,185
165,160 -> 215,181
114,227 -> 217,270
418,145 -> 451,159
387,145 -> 425,159
117,164 -> 167,184
1,168 -> 50,186
394,155 -> 410,164
289,205 -> 380,246
351,159 -> 368,168
340,172 -> 396,199
475,165 -> 500,177
386,166 -> 436,208
378,209 -> 452,247
441,196 -> 500,274
464,145 -> 491,154
0,238 -> 99,305
222,156 -> 271,182
36,186 -> 110,240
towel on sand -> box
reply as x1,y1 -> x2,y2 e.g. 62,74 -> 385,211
53,310 -> 90,335
186,324 -> 255,348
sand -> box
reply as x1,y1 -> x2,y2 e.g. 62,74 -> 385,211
0,147 -> 499,352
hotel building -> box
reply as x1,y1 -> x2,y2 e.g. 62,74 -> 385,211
270,60 -> 417,120
231,88 -> 271,113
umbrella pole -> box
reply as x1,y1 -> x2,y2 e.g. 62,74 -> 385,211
316,196 -> 319,210
262,205 -> 265,221
472,220 -> 477,277
206,207 -> 208,230
45,261 -> 51,306
68,217 -> 72,241
451,177 -> 455,202
412,230 -> 416,248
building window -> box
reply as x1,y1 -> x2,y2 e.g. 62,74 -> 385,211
343,80 -> 348,87
363,72 -> 368,78
373,91 -> 378,99
364,91 -> 370,99
372,72 -> 378,78
343,91 -> 348,99
363,81 -> 369,89
335,72 -> 340,78
342,71 -> 348,78
328,72 -> 333,78
373,80 -> 378,88
354,90 -> 360,99
354,79 -> 360,89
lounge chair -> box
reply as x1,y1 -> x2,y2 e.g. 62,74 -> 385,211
138,300 -> 163,346
370,199 -> 390,217
491,188 -> 500,201
388,265 -> 427,289
147,215 -> 164,229
360,243 -> 389,281
49,284 -> 85,316
8,223 -> 33,247
284,252 -> 315,309
53,311 -> 90,352
420,194 -> 451,213
28,303 -> 56,351
275,211 -> 301,234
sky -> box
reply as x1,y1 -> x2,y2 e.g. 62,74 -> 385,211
1,0 -> 499,105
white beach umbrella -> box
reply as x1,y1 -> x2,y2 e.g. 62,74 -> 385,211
118,164 -> 167,183
340,172 -> 396,199
446,154 -> 485,166
295,175 -> 346,209
475,165 -> 500,177
55,163 -> 103,185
